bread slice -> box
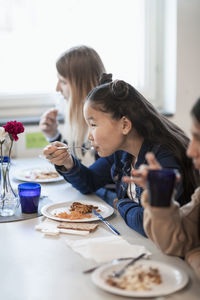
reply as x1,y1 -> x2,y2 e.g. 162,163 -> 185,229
57,222 -> 98,232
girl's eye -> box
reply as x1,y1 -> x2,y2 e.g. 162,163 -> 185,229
60,79 -> 67,85
90,123 -> 96,127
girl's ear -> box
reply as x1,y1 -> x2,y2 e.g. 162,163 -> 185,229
121,116 -> 132,135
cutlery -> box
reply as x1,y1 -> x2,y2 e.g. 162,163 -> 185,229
83,257 -> 136,274
92,209 -> 120,236
39,145 -> 93,160
112,253 -> 146,278
57,146 -> 94,151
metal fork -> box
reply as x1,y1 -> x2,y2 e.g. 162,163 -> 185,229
57,146 -> 94,151
83,256 -> 143,274
112,253 -> 146,278
39,145 -> 93,160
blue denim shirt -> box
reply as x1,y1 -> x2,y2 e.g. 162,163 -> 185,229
56,140 -> 183,237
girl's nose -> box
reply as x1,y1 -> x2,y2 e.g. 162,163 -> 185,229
56,81 -> 61,92
87,131 -> 94,141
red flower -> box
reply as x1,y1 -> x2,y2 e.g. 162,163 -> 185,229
3,121 -> 24,141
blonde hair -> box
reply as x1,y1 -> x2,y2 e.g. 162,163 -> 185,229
56,45 -> 105,157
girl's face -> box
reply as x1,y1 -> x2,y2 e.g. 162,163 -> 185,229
56,73 -> 71,101
187,118 -> 200,170
84,102 -> 129,157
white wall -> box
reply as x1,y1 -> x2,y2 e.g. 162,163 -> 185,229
170,0 -> 200,136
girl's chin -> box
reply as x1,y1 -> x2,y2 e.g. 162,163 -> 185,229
97,149 -> 113,157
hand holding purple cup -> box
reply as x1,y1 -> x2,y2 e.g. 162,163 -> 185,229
147,169 -> 177,207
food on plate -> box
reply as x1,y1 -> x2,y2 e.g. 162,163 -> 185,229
54,202 -> 100,220
70,202 -> 100,214
106,264 -> 162,291
55,210 -> 91,220
57,222 -> 98,232
24,168 -> 59,180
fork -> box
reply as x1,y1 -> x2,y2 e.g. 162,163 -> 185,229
111,253 -> 146,278
56,146 -> 94,151
83,257 -> 137,274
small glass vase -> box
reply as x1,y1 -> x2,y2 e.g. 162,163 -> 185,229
0,157 -> 19,216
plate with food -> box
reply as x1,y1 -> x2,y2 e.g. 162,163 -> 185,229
41,200 -> 114,222
14,167 -> 64,183
91,259 -> 188,297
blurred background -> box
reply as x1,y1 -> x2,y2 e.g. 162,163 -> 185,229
0,0 -> 199,157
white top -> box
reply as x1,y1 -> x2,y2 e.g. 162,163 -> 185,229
127,164 -> 139,203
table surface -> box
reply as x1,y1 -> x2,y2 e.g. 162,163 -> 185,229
0,158 -> 199,300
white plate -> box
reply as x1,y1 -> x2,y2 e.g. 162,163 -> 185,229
41,200 -> 114,222
92,259 -> 189,297
14,167 -> 64,183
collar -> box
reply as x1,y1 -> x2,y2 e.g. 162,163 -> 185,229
119,140 -> 155,169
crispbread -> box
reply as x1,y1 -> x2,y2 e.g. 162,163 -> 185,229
57,222 -> 98,232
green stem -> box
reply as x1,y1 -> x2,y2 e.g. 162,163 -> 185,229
1,139 -> 13,210
5,139 -> 13,192
8,139 -> 13,159
0,141 -> 3,165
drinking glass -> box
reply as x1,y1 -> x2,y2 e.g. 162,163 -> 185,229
18,182 -> 41,213
147,169 -> 176,207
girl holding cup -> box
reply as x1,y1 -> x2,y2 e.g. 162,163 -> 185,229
43,74 -> 199,236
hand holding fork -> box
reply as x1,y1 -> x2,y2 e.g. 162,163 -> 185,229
43,142 -> 74,170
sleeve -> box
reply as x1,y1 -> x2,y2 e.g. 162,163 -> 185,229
116,199 -> 147,237
55,155 -> 114,194
142,188 -> 200,257
47,131 -> 62,142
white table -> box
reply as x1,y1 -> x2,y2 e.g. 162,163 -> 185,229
0,158 -> 199,300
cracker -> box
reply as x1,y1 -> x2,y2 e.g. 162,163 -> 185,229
57,222 -> 98,232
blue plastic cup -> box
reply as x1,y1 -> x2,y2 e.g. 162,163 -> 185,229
147,169 -> 176,207
18,182 -> 41,213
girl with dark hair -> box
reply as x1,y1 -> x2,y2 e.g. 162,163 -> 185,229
43,74 -> 198,237
125,98 -> 200,279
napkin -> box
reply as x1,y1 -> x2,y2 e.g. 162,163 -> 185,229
65,235 -> 151,263
35,218 -> 91,236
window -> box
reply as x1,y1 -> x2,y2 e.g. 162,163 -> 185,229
0,0 -> 176,118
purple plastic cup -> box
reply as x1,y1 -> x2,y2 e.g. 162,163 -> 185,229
147,169 -> 176,207
18,182 -> 41,213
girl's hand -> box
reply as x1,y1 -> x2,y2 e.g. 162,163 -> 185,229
123,152 -> 162,189
43,141 -> 74,170
39,108 -> 58,138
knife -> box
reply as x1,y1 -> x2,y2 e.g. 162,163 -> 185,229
92,209 -> 120,235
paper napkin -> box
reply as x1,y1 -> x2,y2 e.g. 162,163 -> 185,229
65,235 -> 151,263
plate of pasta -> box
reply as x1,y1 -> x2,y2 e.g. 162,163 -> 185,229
41,200 -> 114,222
14,167 -> 64,183
91,259 -> 188,297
